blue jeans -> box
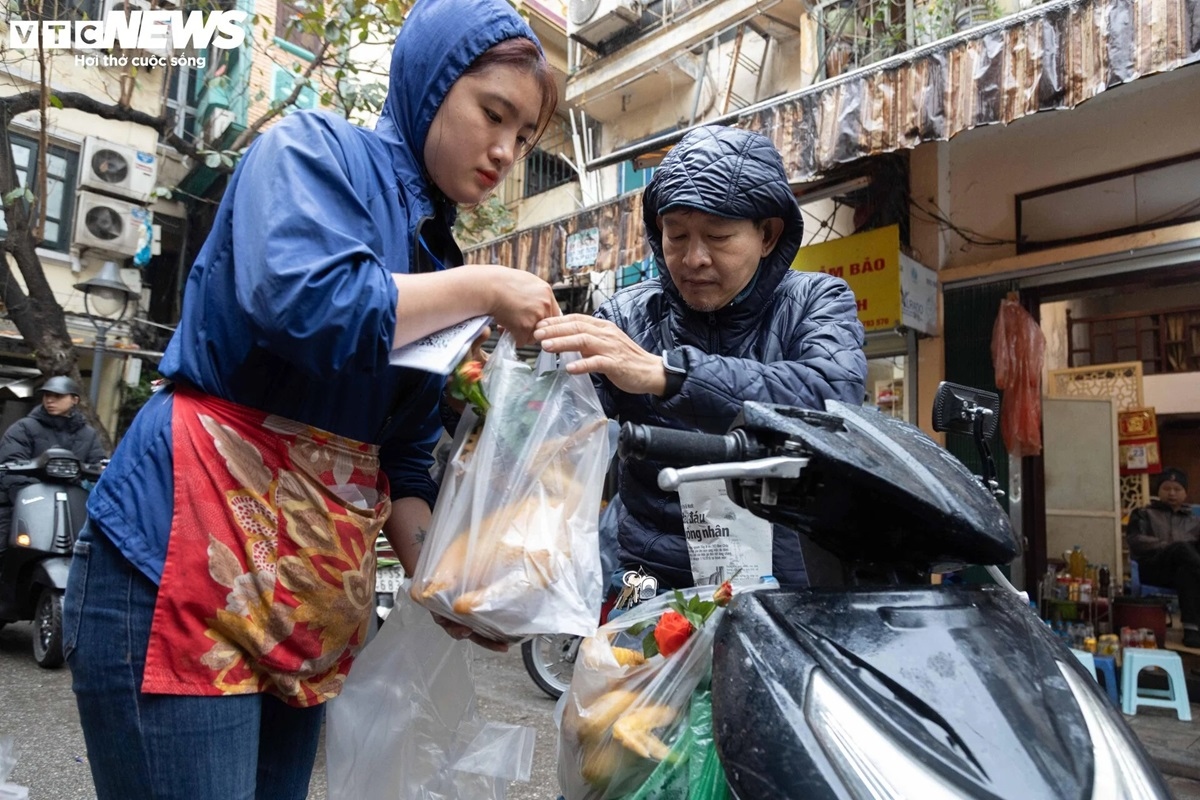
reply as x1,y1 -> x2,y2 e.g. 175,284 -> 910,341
63,522 -> 325,800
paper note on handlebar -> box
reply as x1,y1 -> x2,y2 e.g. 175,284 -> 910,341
677,479 -> 772,587
410,332 -> 609,643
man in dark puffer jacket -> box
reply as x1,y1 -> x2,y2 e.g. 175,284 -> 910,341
0,376 -> 107,555
537,125 -> 866,590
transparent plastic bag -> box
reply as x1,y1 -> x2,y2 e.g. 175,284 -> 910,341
0,736 -> 28,800
557,587 -> 726,800
411,333 -> 609,642
326,586 -> 535,800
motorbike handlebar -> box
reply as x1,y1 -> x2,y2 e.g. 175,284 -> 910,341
618,423 -> 764,464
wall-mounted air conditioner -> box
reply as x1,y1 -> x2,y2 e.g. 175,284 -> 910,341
73,190 -> 154,258
79,136 -> 158,203
568,0 -> 642,51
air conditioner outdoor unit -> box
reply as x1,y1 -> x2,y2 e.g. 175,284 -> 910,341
73,190 -> 154,258
79,136 -> 159,203
568,0 -> 642,50
206,108 -> 235,144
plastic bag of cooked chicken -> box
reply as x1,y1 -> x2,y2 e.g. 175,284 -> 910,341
558,586 -> 729,800
411,332 -> 609,643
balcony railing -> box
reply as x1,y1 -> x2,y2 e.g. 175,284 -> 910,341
816,0 -> 1002,79
1067,306 -> 1200,375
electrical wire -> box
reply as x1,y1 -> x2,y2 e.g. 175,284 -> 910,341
910,198 -> 1017,247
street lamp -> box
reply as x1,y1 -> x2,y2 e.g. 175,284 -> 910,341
74,260 -> 138,409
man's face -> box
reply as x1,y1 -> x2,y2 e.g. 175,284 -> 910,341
659,210 -> 783,312
1158,479 -> 1188,509
41,391 -> 77,417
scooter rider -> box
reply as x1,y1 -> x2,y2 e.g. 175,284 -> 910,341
0,376 -> 107,557
536,125 -> 867,595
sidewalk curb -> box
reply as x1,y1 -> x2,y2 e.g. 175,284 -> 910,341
1147,746 -> 1200,781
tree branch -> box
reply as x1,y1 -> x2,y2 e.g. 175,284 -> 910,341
229,38 -> 332,152
0,90 -> 170,132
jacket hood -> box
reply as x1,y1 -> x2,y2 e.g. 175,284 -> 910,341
374,0 -> 541,193
642,125 -> 804,322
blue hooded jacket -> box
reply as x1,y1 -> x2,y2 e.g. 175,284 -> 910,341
86,0 -> 540,583
596,125 -> 867,589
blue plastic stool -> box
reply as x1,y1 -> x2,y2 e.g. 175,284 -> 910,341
1121,648 -> 1192,720
1070,649 -> 1120,706
1093,655 -> 1119,707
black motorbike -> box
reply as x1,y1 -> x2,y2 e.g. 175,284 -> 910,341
0,447 -> 104,668
617,382 -> 1170,799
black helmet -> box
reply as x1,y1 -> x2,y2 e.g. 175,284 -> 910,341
39,376 -> 82,397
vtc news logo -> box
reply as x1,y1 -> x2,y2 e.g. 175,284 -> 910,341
9,10 -> 248,51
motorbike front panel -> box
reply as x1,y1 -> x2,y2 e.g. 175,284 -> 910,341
12,481 -> 88,554
711,586 -> 1167,800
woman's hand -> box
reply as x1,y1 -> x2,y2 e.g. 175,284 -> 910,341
535,314 -> 668,396
430,612 -> 510,653
392,267 -> 555,351
480,266 -> 559,346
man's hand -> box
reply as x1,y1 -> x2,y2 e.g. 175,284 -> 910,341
430,612 -> 510,653
534,314 -> 668,396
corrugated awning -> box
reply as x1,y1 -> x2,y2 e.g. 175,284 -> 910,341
590,0 -> 1200,182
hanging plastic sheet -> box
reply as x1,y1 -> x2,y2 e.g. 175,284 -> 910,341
991,293 -> 1046,457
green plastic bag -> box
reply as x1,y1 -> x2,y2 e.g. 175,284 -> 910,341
621,690 -> 729,800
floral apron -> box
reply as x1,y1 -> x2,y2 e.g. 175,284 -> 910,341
141,386 -> 391,707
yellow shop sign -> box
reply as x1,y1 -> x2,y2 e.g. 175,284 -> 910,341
790,225 -> 938,335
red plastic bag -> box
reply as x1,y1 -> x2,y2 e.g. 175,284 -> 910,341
990,295 -> 1045,457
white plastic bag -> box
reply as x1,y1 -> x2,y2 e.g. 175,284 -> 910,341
326,587 -> 535,800
411,333 -> 609,642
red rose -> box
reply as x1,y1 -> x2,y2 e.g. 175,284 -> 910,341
713,581 -> 733,607
458,360 -> 484,384
653,610 -> 694,657
448,359 -> 489,414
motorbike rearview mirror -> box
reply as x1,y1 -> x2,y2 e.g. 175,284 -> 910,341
931,381 -> 999,438
932,381 -> 1002,499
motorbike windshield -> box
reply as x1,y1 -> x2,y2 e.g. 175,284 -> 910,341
734,401 -> 1016,568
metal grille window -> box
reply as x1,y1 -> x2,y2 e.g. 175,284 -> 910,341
522,119 -> 576,199
1067,307 -> 1200,375
0,132 -> 79,253
817,0 -> 910,79
524,149 -> 574,198
166,63 -> 204,144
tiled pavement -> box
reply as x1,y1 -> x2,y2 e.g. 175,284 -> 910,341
1125,702 -> 1200,798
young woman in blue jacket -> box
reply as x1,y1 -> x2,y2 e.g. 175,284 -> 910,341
63,0 -> 559,796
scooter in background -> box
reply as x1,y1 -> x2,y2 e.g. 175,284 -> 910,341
374,534 -> 404,626
618,382 -> 1169,799
0,448 -> 104,668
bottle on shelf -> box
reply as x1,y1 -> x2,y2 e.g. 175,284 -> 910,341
1098,564 -> 1111,598
1068,546 -> 1086,579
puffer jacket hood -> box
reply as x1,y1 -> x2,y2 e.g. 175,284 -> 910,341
643,125 -> 804,325
374,0 -> 540,195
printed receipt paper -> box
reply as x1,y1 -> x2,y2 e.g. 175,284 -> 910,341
389,316 -> 491,375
